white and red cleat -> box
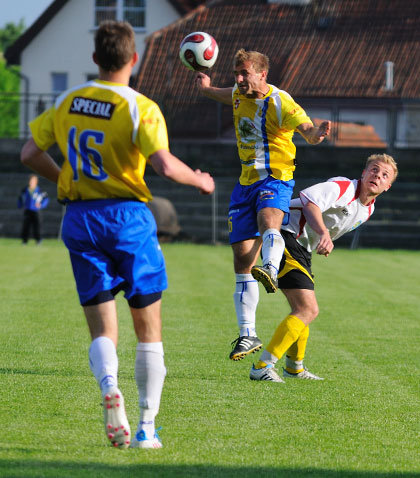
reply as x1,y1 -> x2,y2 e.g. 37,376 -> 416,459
102,388 -> 131,449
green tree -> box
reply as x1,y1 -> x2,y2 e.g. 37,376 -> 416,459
0,20 -> 25,52
0,21 -> 25,138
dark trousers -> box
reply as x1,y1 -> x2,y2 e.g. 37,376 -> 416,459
21,210 -> 41,243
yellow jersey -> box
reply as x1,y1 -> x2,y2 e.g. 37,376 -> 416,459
29,79 -> 169,202
232,84 -> 312,185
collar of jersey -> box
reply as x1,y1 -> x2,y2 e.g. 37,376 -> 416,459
93,79 -> 127,87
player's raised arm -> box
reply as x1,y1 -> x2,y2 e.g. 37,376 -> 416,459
297,120 -> 331,145
149,149 -> 215,195
195,72 -> 233,105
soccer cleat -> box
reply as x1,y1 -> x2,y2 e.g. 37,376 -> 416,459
283,367 -> 324,380
229,335 -> 263,361
130,429 -> 163,449
249,363 -> 285,382
251,264 -> 278,293
103,388 -> 131,449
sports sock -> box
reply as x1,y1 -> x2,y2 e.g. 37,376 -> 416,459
261,228 -> 285,273
255,349 -> 278,369
233,273 -> 259,337
135,342 -> 166,438
88,336 -> 118,396
266,315 -> 306,362
286,325 -> 309,372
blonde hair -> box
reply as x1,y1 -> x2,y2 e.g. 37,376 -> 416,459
234,49 -> 269,73
365,153 -> 398,183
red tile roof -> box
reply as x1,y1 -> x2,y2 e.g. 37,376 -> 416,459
168,0 -> 206,15
134,0 -> 420,138
5,0 -> 205,65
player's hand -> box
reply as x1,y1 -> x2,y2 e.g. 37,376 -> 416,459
195,72 -> 211,90
195,169 -> 215,195
317,120 -> 331,140
316,231 -> 334,257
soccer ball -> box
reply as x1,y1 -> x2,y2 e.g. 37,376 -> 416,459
179,32 -> 219,71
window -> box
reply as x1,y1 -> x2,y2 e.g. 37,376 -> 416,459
95,0 -> 145,29
396,107 -> 420,148
51,73 -> 68,94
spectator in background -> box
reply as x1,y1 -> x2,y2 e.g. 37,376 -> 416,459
17,174 -> 49,244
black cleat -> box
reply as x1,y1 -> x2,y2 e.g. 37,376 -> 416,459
251,265 -> 278,293
229,336 -> 263,361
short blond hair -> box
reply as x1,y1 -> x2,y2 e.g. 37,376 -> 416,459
233,49 -> 269,73
365,153 -> 398,183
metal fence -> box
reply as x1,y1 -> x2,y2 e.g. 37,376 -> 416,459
1,173 -> 419,249
1,92 -> 420,150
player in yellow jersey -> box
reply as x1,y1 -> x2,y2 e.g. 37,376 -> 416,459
195,49 -> 330,360
20,21 -> 214,450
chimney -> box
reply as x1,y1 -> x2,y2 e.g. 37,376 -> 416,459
384,61 -> 394,91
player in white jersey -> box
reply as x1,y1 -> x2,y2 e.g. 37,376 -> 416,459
20,21 -> 214,448
249,154 -> 398,382
195,49 -> 331,360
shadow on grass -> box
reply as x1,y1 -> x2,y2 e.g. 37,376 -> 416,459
0,461 -> 419,478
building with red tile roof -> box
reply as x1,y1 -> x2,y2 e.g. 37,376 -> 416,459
135,0 -> 420,147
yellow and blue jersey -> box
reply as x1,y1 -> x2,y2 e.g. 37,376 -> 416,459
232,84 -> 312,185
29,80 -> 169,203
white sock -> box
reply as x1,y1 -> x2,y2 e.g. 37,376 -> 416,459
259,349 -> 278,365
233,273 -> 259,337
261,228 -> 285,274
285,356 -> 303,371
88,336 -> 118,396
135,342 -> 166,438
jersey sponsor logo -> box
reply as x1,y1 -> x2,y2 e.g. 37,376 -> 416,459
69,97 -> 115,120
240,158 -> 256,166
238,117 -> 260,143
258,190 -> 274,201
349,220 -> 362,231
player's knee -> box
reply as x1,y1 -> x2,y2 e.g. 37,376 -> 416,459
308,303 -> 319,322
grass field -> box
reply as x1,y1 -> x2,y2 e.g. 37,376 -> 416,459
0,238 -> 419,478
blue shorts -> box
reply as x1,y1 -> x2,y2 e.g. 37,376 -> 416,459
228,176 -> 295,244
61,199 -> 167,305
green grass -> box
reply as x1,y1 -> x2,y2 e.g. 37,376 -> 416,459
0,238 -> 419,477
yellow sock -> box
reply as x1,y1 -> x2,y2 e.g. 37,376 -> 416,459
285,326 -> 309,373
255,361 -> 268,369
266,315 -> 306,361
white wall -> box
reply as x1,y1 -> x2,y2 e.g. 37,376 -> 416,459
18,0 -> 180,135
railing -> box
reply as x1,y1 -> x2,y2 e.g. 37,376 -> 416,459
0,173 -> 419,249
2,92 -> 420,149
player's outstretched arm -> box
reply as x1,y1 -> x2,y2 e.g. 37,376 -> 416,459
21,138 -> 61,184
195,72 -> 233,105
150,149 -> 215,195
297,121 -> 331,145
302,201 -> 334,256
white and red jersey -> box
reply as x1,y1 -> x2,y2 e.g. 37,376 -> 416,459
283,177 -> 375,252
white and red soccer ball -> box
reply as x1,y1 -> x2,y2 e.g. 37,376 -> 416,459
179,31 -> 219,71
